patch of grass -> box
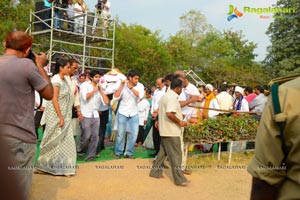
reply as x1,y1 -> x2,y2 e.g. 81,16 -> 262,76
186,150 -> 254,170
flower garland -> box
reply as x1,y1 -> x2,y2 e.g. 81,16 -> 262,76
184,114 -> 259,143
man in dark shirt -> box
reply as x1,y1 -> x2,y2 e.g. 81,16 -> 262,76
0,31 -> 53,199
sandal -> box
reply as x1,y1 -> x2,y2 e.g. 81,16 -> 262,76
34,169 -> 47,175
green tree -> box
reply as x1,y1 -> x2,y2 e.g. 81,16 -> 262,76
223,30 -> 257,67
167,10 -> 216,72
264,0 -> 300,77
196,32 -> 235,85
177,9 -> 215,46
197,30 -> 267,86
0,0 -> 33,53
165,35 -> 192,70
114,23 -> 175,85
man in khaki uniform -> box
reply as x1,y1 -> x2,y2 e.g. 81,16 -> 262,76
247,76 -> 300,199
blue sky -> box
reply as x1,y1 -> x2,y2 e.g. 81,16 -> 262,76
86,0 -> 280,61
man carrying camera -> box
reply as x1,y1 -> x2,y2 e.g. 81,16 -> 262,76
95,0 -> 111,36
100,0 -> 111,27
0,31 -> 53,199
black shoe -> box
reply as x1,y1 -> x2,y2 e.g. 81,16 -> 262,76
97,146 -> 105,153
182,169 -> 192,175
77,150 -> 85,155
124,155 -> 135,159
77,152 -> 84,159
85,157 -> 96,162
176,180 -> 191,186
149,153 -> 157,157
114,154 -> 121,159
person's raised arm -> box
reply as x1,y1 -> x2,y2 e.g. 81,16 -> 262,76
179,95 -> 202,108
114,80 -> 125,99
85,86 -> 98,100
34,52 -> 53,100
98,85 -> 109,105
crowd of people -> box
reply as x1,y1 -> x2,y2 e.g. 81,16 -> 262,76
2,30 -> 300,199
34,63 -> 270,183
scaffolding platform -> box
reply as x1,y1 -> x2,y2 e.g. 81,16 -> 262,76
29,3 -> 115,72
30,28 -> 113,43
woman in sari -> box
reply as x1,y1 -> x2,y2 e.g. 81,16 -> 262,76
36,57 -> 76,176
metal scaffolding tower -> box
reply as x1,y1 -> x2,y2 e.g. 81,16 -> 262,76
184,70 -> 206,87
29,3 -> 115,73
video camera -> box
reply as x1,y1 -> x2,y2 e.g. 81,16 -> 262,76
96,0 -> 104,10
52,0 -> 68,8
27,48 -> 37,64
27,48 -> 46,65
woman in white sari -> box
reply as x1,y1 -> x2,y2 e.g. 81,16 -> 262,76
36,57 -> 76,176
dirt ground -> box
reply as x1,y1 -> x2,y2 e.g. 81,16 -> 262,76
29,158 -> 252,200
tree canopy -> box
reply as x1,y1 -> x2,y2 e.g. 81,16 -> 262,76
264,0 -> 300,77
0,0 -> 33,53
114,23 -> 175,85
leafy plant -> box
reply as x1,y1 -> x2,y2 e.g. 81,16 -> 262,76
184,114 -> 259,143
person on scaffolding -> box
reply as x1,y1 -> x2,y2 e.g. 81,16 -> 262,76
74,0 -> 86,33
95,0 -> 111,36
66,0 -> 75,31
42,0 -> 53,29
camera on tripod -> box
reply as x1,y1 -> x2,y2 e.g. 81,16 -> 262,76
52,0 -> 68,8
96,0 -> 104,10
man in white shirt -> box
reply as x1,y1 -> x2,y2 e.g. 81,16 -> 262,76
212,84 -> 233,153
94,0 -> 111,36
34,91 -> 46,139
100,0 -> 111,28
136,96 -> 150,146
77,70 -> 109,161
150,77 -> 166,156
174,70 -> 202,122
113,70 -> 144,158
67,0 -> 75,18
97,71 -> 111,154
233,86 -> 249,112
174,70 -> 202,175
74,0 -> 86,33
215,84 -> 234,115
208,98 -> 220,118
66,0 -> 75,31
249,85 -> 267,121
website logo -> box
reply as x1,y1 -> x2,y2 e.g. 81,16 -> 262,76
227,5 -> 243,21
227,4 -> 296,21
